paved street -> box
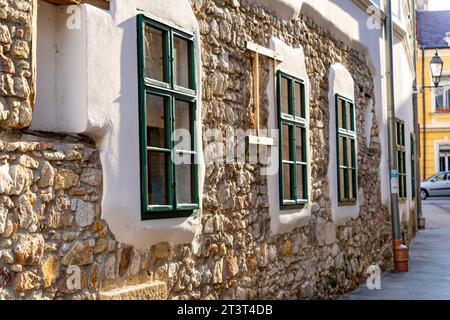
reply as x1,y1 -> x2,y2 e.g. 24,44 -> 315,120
342,197 -> 450,300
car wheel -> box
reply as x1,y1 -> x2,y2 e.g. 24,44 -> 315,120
421,190 -> 428,200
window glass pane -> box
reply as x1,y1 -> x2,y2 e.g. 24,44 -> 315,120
436,93 -> 444,109
346,102 -> 351,130
296,164 -> 305,200
174,36 -> 190,88
348,103 -> 355,131
174,100 -> 192,150
399,172 -> 403,195
401,124 -> 405,146
348,139 -> 355,168
296,127 -> 304,162
403,175 -> 407,198
338,98 -> 345,129
147,93 -> 166,148
436,173 -> 446,181
343,168 -> 349,198
282,124 -> 291,161
294,82 -> 303,118
446,89 -> 450,109
440,157 -> 446,172
348,169 -> 354,199
339,168 -> 345,199
402,152 -> 406,174
175,160 -> 192,204
148,152 -> 168,205
144,25 -> 165,82
399,124 -> 403,145
283,164 -> 292,200
347,139 -> 352,168
339,136 -> 345,166
281,77 -> 289,115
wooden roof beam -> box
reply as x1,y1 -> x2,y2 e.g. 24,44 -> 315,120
41,0 -> 110,10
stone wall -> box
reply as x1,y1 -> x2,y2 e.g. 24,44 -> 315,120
0,0 -> 34,129
0,0 -> 397,299
0,131 -> 104,299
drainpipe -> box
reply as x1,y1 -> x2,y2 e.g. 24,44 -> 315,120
412,0 -> 425,230
385,0 -> 409,271
422,47 -> 427,183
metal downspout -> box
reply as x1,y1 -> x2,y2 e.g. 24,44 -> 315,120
385,0 -> 409,271
412,0 -> 425,229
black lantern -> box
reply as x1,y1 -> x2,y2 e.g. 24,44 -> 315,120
430,50 -> 444,87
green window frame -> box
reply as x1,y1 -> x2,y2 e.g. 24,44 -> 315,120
396,119 -> 407,200
137,14 -> 199,220
410,133 -> 416,199
277,71 -> 308,208
336,95 -> 357,204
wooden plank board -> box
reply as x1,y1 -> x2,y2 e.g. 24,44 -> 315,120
253,52 -> 260,136
246,41 -> 284,61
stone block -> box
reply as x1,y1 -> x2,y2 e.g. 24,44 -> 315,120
99,281 -> 168,300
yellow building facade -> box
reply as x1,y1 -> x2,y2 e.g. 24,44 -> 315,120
418,48 -> 450,180
417,9 -> 450,180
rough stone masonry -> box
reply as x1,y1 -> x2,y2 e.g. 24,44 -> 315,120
0,0 -> 402,299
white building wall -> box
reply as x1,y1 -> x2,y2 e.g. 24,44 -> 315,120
393,34 -> 416,222
301,0 -> 391,207
30,0 -> 416,248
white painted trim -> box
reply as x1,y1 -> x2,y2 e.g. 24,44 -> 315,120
420,124 -> 450,130
434,139 -> 450,173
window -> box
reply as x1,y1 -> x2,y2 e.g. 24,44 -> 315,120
137,15 -> 198,219
410,134 -> 416,199
396,119 -> 407,199
336,95 -> 357,204
434,87 -> 450,112
277,71 -> 308,207
438,146 -> 450,172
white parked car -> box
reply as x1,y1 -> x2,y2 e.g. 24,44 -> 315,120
421,171 -> 450,200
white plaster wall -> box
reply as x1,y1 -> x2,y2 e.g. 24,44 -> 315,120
365,98 -> 374,147
34,1 -> 57,131
31,0 -> 416,244
393,35 -> 415,220
266,38 -> 311,235
301,0 -> 416,224
33,2 -> 88,133
31,1 -> 205,250
327,64 -> 361,225
300,0 -> 390,208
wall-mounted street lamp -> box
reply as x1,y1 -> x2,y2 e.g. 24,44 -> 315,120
430,50 -> 444,88
420,46 -> 446,223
